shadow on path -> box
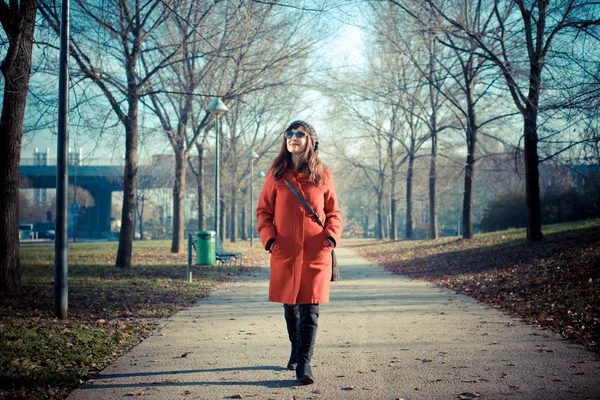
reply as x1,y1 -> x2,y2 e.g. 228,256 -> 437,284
92,365 -> 283,380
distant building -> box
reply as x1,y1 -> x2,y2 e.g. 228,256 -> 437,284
540,163 -> 599,193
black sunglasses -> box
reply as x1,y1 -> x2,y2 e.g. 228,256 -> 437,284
284,130 -> 306,139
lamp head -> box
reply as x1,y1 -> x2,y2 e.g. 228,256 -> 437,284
207,98 -> 229,115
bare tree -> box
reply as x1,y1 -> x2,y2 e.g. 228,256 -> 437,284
133,161 -> 173,240
231,88 -> 297,241
399,36 -> 454,239
385,0 -> 521,239
0,0 -> 38,292
39,0 -> 191,266
324,88 -> 392,239
142,1 -> 224,252
419,0 -> 600,241
370,5 -> 461,239
182,3 -> 322,243
354,31 -> 434,239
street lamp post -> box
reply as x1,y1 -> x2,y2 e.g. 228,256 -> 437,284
54,0 -> 71,320
246,149 -> 259,247
256,170 -> 266,245
207,98 -> 229,239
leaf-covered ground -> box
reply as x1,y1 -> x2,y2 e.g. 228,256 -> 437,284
346,219 -> 600,354
0,240 -> 270,400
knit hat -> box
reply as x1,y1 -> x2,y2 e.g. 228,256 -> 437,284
285,120 -> 319,153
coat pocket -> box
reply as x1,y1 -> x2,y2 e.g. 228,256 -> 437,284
320,232 -> 333,252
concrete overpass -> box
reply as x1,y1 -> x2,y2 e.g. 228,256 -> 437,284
20,158 -> 174,238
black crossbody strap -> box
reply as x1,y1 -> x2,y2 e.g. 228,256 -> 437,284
283,179 -> 325,229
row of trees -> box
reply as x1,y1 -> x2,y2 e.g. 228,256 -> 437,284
1,0 -> 337,292
2,0 -> 598,294
323,0 -> 599,241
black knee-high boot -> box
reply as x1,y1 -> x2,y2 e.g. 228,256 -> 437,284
283,304 -> 299,370
296,304 -> 319,384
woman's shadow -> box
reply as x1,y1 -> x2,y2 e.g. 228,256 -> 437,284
86,365 -> 303,389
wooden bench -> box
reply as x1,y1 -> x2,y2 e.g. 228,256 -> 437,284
187,233 -> 243,281
215,235 -> 243,267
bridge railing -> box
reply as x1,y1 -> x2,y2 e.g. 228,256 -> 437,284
20,158 -> 126,167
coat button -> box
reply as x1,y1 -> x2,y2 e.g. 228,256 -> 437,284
274,244 -> 280,250
323,240 -> 330,246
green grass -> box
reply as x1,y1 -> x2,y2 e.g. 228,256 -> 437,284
0,239 -> 270,400
346,218 -> 600,353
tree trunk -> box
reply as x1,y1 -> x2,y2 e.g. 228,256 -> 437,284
429,119 -> 438,239
0,0 -> 37,293
389,133 -> 397,240
384,213 -> 390,238
229,132 -> 238,242
219,198 -> 226,241
240,188 -> 247,240
462,144 -> 475,239
229,162 -> 237,242
230,196 -> 237,242
196,147 -> 205,230
116,110 -> 139,268
133,196 -> 138,240
428,40 -> 439,240
139,195 -> 144,240
376,171 -> 385,239
376,192 -> 384,239
405,151 -> 415,239
390,198 -> 397,241
524,105 -> 543,241
462,98 -> 477,240
171,150 -> 186,253
462,66 -> 477,239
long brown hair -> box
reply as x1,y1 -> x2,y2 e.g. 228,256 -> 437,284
270,124 -> 325,185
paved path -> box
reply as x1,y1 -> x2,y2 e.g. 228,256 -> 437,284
69,247 -> 599,400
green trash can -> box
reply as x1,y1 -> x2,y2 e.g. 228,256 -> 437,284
196,230 -> 216,266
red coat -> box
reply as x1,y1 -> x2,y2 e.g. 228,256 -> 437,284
256,168 -> 342,305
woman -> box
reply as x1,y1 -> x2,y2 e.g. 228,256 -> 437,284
256,120 -> 342,385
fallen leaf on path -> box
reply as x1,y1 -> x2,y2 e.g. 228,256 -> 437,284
457,393 -> 481,399
126,390 -> 144,396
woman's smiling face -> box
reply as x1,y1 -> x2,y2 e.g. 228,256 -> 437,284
286,128 -> 309,156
